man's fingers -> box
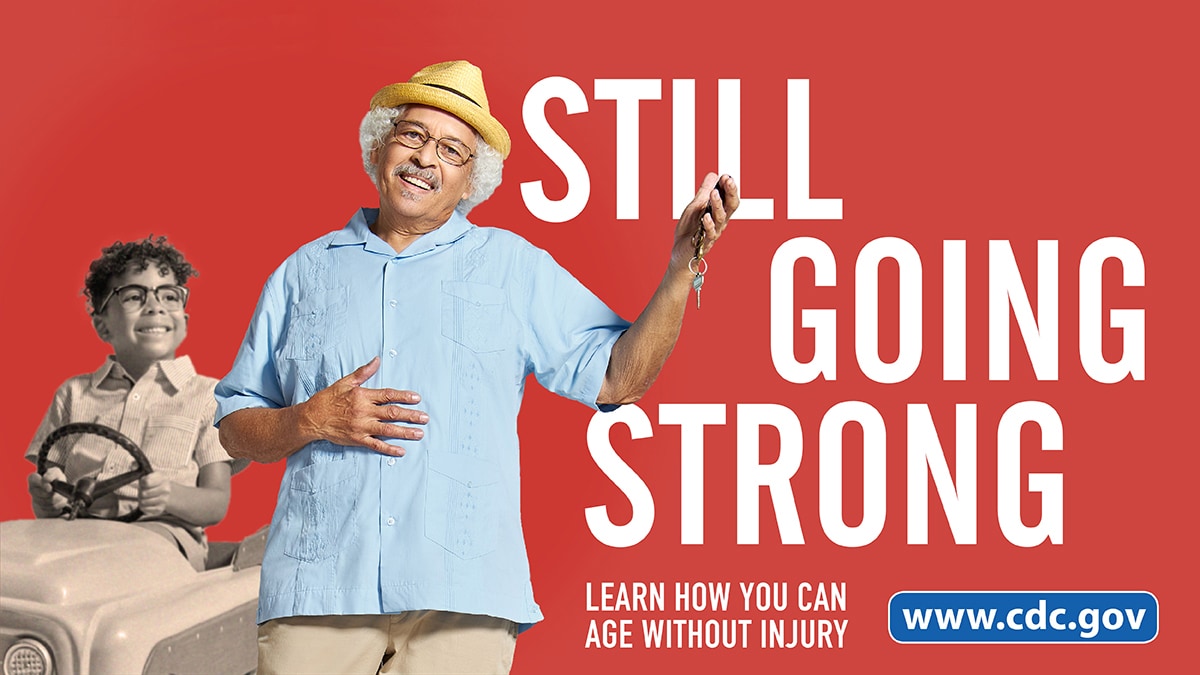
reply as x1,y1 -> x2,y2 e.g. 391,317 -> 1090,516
686,173 -> 737,231
362,436 -> 407,457
312,363 -> 428,454
359,387 -> 429,427
707,175 -> 739,230
372,420 -> 426,440
697,175 -> 739,256
679,172 -> 720,221
369,387 -> 423,406
707,182 -> 727,227
692,171 -> 720,202
718,173 -> 741,216
375,403 -> 430,425
341,356 -> 382,387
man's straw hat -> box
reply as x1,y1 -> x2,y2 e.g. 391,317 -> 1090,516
370,60 -> 511,158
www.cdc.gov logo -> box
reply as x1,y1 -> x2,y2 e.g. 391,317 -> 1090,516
888,591 -> 1158,644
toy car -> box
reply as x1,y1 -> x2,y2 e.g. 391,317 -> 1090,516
0,423 -> 262,675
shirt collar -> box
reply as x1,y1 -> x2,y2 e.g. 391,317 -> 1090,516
90,357 -> 123,388
158,355 -> 197,391
329,207 -> 472,258
89,355 -> 196,392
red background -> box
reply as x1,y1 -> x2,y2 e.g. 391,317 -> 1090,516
2,1 -> 1196,672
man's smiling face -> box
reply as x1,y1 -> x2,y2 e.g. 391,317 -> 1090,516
373,104 -> 475,233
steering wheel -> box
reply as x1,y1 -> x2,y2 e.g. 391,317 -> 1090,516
36,422 -> 153,522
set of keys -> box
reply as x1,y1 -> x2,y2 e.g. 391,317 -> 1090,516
690,176 -> 726,309
690,222 -> 708,309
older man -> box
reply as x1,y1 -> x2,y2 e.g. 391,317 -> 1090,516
215,60 -> 738,675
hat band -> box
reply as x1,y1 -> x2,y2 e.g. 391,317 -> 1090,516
420,83 -> 482,109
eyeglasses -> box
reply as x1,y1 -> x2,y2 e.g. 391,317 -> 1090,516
95,284 -> 190,314
391,121 -> 475,167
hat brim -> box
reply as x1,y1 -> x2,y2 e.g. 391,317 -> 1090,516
371,83 -> 511,158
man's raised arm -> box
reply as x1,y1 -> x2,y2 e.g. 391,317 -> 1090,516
598,172 -> 739,406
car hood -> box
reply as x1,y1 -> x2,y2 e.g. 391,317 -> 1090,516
0,519 -> 196,606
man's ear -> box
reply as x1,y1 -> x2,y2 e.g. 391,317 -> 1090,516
92,314 -> 111,342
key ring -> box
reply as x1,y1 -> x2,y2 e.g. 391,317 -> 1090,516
689,257 -> 708,276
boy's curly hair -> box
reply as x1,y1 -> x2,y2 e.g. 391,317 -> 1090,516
84,235 -> 198,314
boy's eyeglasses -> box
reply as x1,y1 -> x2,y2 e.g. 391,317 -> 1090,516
95,284 -> 190,315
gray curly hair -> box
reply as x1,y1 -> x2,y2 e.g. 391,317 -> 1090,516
360,105 -> 504,216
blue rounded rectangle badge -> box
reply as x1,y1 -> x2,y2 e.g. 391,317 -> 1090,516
888,591 -> 1158,644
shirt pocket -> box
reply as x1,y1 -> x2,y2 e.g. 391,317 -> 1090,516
441,281 -> 507,354
142,415 -> 200,470
425,451 -> 500,559
281,457 -> 360,563
284,286 -> 350,361
56,434 -> 104,478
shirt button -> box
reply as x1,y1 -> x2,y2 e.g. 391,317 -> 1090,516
386,517 -> 396,526
132,393 -> 141,401
388,349 -> 398,357
387,457 -> 396,466
389,299 -> 398,308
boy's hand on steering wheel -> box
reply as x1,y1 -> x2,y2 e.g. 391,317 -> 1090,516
138,473 -> 172,518
28,468 -> 68,518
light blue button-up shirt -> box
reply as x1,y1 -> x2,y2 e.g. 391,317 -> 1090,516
215,208 -> 629,627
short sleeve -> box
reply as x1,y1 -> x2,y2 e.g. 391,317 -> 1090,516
193,381 -> 241,470
25,384 -> 70,466
520,247 -> 630,409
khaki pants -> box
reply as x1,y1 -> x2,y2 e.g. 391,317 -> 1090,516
257,611 -> 518,675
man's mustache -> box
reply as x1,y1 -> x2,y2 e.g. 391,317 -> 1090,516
393,163 -> 441,191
